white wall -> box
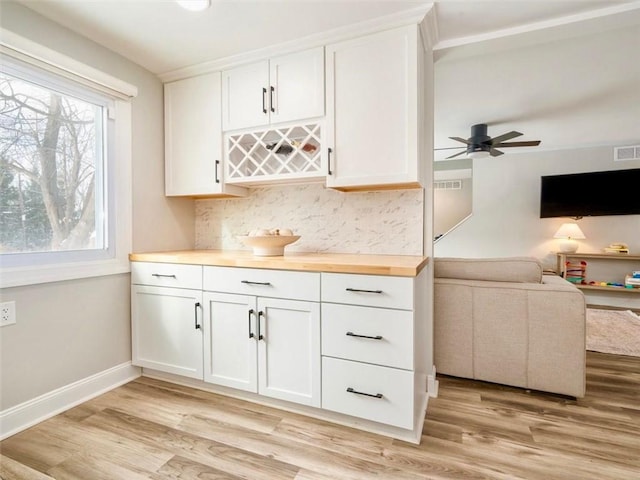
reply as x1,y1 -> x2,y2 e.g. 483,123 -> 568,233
436,146 -> 640,264
433,177 -> 472,239
434,24 -> 640,261
0,1 -> 193,411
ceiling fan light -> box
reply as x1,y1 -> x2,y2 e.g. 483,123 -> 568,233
177,0 -> 211,11
467,150 -> 490,159
467,148 -> 491,158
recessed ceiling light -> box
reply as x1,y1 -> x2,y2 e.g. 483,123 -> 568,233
176,0 -> 211,12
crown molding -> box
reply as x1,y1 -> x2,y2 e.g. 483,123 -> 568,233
159,4 -> 433,83
434,0 -> 640,53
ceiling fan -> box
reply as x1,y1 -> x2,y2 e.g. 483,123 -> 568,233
438,124 -> 541,159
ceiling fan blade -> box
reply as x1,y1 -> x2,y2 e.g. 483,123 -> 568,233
449,136 -> 471,145
487,131 -> 522,144
489,148 -> 504,157
435,146 -> 468,151
445,150 -> 469,159
493,140 -> 541,148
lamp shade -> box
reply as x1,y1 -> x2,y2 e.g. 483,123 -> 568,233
553,223 -> 586,240
553,223 -> 585,253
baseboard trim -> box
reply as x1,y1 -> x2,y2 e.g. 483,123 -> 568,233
0,362 -> 141,440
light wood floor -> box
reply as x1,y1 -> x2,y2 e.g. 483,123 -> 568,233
1,351 -> 639,480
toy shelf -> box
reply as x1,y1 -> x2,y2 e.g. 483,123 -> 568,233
556,252 -> 640,294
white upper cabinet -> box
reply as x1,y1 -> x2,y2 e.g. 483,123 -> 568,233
164,72 -> 246,197
222,47 -> 325,131
325,25 -> 426,191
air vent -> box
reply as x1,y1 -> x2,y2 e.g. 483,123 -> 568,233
614,145 -> 640,162
434,180 -> 462,190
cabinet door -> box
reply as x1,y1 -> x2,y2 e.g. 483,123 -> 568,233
202,292 -> 258,393
257,297 -> 320,407
165,73 -> 245,197
270,47 -> 325,124
325,25 -> 422,190
131,285 -> 203,379
222,60 -> 270,131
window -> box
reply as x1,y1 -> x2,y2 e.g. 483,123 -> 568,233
0,32 -> 137,288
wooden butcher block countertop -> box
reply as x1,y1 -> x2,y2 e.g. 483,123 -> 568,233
129,250 -> 429,277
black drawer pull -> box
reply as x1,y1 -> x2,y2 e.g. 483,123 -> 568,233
248,309 -> 255,338
262,87 -> 267,114
346,331 -> 383,340
152,274 -> 176,279
270,86 -> 275,113
346,387 -> 383,399
241,280 -> 272,286
345,288 -> 383,294
258,311 -> 265,340
194,302 -> 201,330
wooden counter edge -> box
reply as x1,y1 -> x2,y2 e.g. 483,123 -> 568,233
128,250 -> 429,277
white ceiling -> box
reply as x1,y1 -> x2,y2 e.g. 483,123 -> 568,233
13,0 -> 636,76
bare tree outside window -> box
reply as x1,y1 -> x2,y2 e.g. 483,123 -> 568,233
0,73 -> 104,254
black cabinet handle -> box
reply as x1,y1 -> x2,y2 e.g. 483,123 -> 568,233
258,311 -> 265,340
270,86 -> 275,113
241,280 -> 272,286
345,288 -> 383,294
215,160 -> 220,184
152,273 -> 176,279
346,387 -> 383,399
248,309 -> 255,338
346,331 -> 383,340
194,302 -> 201,330
327,147 -> 333,175
262,87 -> 267,114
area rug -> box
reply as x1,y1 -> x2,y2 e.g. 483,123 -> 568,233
586,308 -> 640,357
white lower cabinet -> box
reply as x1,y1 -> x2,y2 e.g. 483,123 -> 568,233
131,262 -> 204,379
202,267 -> 321,407
201,292 -> 257,392
320,272 -> 426,432
130,260 -> 430,443
321,303 -> 414,370
322,357 -> 414,429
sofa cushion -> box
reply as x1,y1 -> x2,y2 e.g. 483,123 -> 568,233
434,257 -> 543,284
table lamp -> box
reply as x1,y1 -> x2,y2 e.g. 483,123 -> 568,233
554,223 -> 586,253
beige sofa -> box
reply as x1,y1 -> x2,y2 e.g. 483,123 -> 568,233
434,257 -> 586,398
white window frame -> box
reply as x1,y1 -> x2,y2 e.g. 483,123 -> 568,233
0,30 -> 137,288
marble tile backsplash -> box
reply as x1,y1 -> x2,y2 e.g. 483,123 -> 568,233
195,183 -> 424,255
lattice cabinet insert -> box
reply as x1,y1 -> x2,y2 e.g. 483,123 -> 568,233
225,123 -> 324,185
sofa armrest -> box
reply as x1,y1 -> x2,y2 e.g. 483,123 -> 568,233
434,277 -> 586,397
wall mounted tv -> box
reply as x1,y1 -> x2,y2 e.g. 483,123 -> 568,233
540,168 -> 640,218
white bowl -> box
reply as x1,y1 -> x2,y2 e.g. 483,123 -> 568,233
237,235 -> 301,256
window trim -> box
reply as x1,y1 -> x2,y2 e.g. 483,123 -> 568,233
0,30 -> 137,288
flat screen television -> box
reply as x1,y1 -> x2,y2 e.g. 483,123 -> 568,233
540,168 -> 640,218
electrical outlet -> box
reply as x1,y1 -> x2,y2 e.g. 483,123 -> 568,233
1,301 -> 16,326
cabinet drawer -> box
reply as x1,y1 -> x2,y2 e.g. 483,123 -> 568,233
321,357 -> 414,429
321,273 -> 413,310
131,262 -> 202,289
204,266 -> 320,302
322,304 -> 413,370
